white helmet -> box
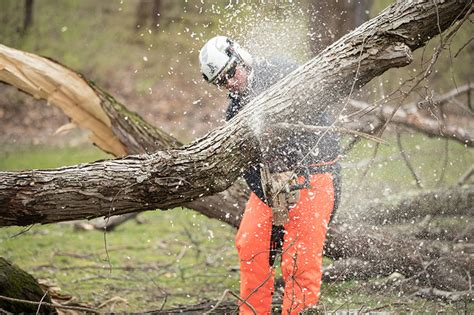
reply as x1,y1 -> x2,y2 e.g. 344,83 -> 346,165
199,36 -> 253,84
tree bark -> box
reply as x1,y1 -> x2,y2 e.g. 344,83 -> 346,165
151,0 -> 161,28
415,288 -> 473,302
135,0 -> 149,30
0,45 -> 248,227
135,0 -> 162,30
1,0 -> 470,227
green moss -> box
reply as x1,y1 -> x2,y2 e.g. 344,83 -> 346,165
0,257 -> 56,313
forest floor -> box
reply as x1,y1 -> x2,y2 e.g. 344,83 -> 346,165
1,210 -> 471,314
1,141 -> 472,314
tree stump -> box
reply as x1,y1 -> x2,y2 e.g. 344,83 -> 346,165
0,257 -> 56,314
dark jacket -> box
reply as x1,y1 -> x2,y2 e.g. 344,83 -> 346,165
225,57 -> 341,203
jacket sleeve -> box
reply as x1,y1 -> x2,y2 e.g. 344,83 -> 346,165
225,95 -> 242,121
242,164 -> 266,202
225,98 -> 266,202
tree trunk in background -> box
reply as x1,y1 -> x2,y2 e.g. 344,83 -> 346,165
308,0 -> 373,56
22,0 -> 34,34
135,0 -> 148,30
152,0 -> 162,28
135,0 -> 162,30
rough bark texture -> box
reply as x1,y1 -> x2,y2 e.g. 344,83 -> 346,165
93,84 -> 250,226
0,133 -> 256,226
416,288 -> 473,302
0,49 -> 248,227
0,0 -> 470,227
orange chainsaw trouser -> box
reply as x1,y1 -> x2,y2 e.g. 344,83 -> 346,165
235,173 -> 335,315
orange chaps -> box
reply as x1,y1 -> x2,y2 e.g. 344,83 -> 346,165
236,173 -> 335,315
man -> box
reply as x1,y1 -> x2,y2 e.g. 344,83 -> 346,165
199,36 -> 341,314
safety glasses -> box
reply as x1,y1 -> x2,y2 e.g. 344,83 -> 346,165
215,63 -> 238,86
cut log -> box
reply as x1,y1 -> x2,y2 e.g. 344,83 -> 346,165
415,288 -> 473,302
0,0 -> 471,227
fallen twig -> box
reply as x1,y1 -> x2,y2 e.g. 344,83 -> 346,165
415,288 -> 473,302
458,165 -> 474,185
0,294 -> 99,314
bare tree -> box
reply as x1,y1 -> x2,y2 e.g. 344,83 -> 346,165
307,0 -> 373,56
22,0 -> 34,34
135,0 -> 162,30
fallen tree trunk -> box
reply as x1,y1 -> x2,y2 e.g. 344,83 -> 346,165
0,0 -> 470,227
0,134 -> 257,226
324,224 -> 473,291
381,216 -> 473,243
415,288 -> 473,302
358,185 -> 474,225
0,45 -> 248,227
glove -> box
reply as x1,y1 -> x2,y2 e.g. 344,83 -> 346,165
260,165 -> 300,226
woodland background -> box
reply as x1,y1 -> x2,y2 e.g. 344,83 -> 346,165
0,0 -> 472,313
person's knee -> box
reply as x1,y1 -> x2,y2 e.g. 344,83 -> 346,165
236,231 -> 269,263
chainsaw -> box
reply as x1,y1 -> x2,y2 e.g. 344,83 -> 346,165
260,164 -> 312,226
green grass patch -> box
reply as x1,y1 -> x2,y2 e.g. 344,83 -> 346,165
0,210 -> 239,312
342,133 -> 473,193
0,144 -> 111,171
